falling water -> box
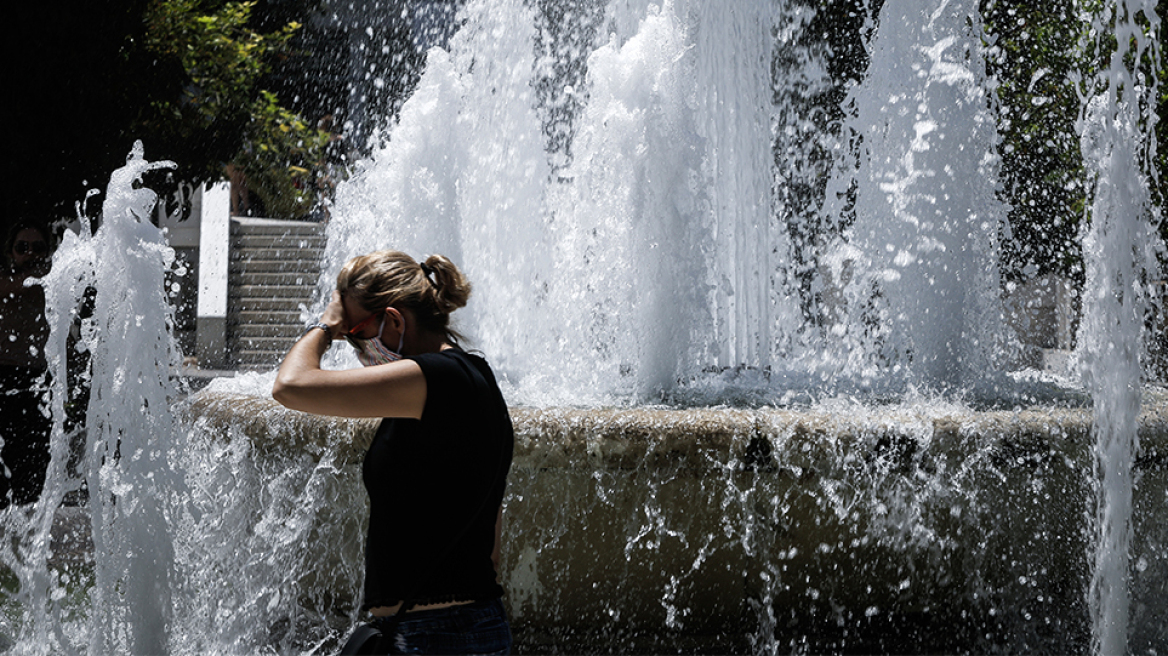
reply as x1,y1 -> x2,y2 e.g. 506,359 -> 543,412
5,142 -> 187,654
825,0 -> 1015,390
320,0 -> 813,403
1,0 -> 1164,653
1077,1 -> 1162,653
320,0 -> 1028,404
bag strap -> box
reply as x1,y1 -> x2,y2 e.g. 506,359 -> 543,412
337,621 -> 385,655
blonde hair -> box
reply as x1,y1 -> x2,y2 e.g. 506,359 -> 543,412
336,251 -> 472,344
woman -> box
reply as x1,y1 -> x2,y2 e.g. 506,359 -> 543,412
273,250 -> 514,655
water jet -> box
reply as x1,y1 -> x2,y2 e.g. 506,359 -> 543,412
2,0 -> 1164,653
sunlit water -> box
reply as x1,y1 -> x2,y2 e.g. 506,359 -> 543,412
1078,0 -> 1161,652
319,0 -> 1033,407
2,142 -> 185,654
0,0 -> 1163,653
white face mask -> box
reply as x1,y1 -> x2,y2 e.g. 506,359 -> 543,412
348,316 -> 405,366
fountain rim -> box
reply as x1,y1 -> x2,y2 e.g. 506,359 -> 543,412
181,389 -> 1168,471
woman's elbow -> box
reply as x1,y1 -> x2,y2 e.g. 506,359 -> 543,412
271,379 -> 290,406
271,380 -> 286,404
271,373 -> 301,408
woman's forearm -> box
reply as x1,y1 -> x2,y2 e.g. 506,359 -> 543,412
272,327 -> 335,407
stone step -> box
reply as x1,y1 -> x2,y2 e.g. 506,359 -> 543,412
234,336 -> 300,354
235,323 -> 305,339
230,259 -> 324,274
229,297 -> 310,313
230,247 -> 326,262
230,271 -> 319,287
231,217 -> 327,235
234,310 -> 306,325
232,284 -> 316,299
233,234 -> 328,250
236,360 -> 283,372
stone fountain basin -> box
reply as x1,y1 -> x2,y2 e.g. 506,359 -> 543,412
181,391 -> 1168,653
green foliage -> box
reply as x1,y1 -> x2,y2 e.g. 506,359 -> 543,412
984,0 -> 1166,280
129,0 -> 334,218
983,0 -> 1088,280
237,90 -> 335,219
144,0 -> 298,127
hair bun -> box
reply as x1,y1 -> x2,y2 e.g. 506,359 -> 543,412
419,261 -> 435,285
422,254 -> 471,312
337,250 -> 472,345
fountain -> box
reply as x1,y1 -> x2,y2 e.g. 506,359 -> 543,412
1,0 -> 1164,653
0,142 -> 187,655
1078,1 -> 1162,652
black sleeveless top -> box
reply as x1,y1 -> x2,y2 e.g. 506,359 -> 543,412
361,347 -> 514,610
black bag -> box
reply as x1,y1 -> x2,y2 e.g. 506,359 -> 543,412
338,620 -> 388,655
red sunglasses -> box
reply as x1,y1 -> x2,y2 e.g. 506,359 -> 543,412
348,310 -> 385,337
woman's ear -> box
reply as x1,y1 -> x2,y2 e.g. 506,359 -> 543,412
384,307 -> 406,339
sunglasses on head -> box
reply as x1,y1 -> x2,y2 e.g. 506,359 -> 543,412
14,240 -> 48,256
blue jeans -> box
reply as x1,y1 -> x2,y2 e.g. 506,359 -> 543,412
346,598 -> 512,655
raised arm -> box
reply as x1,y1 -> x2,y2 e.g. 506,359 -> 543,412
272,290 -> 427,419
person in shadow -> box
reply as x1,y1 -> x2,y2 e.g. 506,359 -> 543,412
0,221 -> 52,509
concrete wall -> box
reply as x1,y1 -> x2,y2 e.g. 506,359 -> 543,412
157,184 -> 203,359
1002,274 -> 1076,350
195,183 -> 232,369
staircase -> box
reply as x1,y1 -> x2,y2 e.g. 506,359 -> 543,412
227,218 -> 327,370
